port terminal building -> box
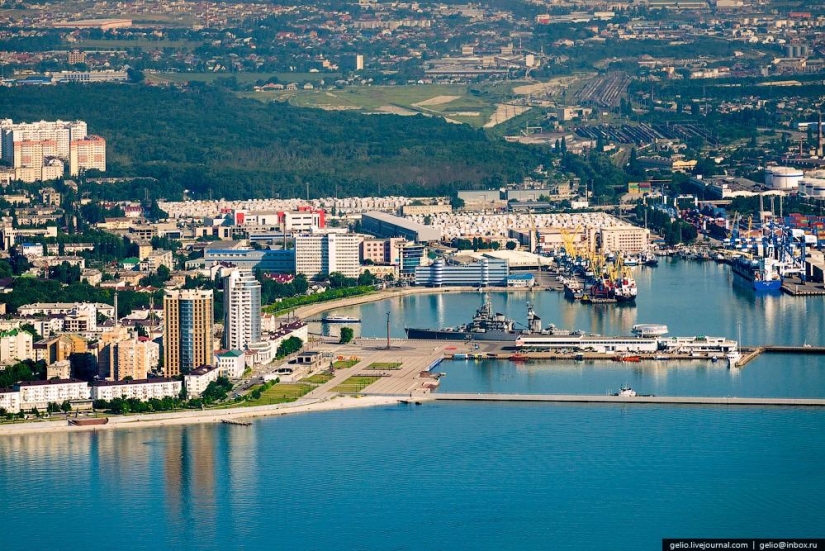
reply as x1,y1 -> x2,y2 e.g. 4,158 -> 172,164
515,335 -> 738,355
414,257 -> 509,287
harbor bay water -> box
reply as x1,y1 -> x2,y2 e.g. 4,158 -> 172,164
330,259 -> 825,398
1,403 -> 823,550
3,259 -> 823,549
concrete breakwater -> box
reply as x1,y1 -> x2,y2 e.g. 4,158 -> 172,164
433,393 -> 825,407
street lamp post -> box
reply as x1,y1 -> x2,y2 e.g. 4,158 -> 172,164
386,312 -> 391,350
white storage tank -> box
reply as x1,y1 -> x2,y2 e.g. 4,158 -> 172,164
800,178 -> 825,196
766,166 -> 803,190
814,183 -> 825,198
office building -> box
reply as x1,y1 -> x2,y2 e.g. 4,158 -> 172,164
163,289 -> 214,377
204,241 -> 295,272
214,349 -> 246,379
294,233 -> 362,278
223,269 -> 261,351
599,226 -> 650,254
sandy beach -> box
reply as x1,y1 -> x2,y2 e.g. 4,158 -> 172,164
0,395 -> 406,437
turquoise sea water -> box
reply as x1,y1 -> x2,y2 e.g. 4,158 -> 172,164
1,404 -> 823,550
2,259 -> 824,549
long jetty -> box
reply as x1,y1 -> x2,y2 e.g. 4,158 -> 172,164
433,393 -> 825,407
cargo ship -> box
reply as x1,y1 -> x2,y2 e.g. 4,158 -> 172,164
730,256 -> 782,291
406,294 -> 545,341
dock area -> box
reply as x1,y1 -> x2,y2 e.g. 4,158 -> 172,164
781,278 -> 825,296
285,335 -> 825,408
433,393 -> 825,407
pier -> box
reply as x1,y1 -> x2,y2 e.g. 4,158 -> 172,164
433,393 -> 825,407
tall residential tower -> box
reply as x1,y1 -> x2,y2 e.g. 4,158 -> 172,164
163,289 -> 214,377
223,269 -> 261,351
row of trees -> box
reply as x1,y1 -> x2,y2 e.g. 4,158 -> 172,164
635,205 -> 699,246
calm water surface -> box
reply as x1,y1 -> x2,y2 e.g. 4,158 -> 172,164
1,404 -> 824,550
3,260 -> 824,550
324,259 -> 825,398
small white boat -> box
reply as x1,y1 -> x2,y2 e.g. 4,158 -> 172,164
321,315 -> 361,324
726,350 -> 742,368
613,385 -> 637,397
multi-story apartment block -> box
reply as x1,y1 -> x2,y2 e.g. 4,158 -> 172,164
16,379 -> 90,410
183,365 -> 220,398
91,378 -> 182,402
223,269 -> 261,351
114,337 -> 159,381
0,388 -> 21,414
1,119 -> 86,161
0,328 -> 33,365
70,135 -> 106,176
294,233 -> 362,278
360,237 -> 405,265
163,289 -> 214,377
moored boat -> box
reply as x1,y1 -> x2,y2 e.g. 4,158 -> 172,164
730,256 -> 782,291
322,315 -> 361,323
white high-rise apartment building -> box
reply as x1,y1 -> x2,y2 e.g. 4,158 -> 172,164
1,119 -> 86,161
70,135 -> 106,176
223,269 -> 261,351
294,233 -> 362,278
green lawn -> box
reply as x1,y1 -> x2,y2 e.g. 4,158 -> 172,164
302,373 -> 334,384
332,358 -> 359,369
243,84 -> 505,127
332,376 -> 380,394
243,383 -> 313,406
365,362 -> 402,370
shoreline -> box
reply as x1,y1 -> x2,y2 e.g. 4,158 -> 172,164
0,395 -> 403,437
288,285 -> 538,320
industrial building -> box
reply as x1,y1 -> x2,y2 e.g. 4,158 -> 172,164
361,211 -> 441,243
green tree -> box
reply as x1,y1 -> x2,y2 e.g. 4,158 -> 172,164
339,327 -> 354,344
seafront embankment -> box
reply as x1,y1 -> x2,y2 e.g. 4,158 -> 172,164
0,395 -> 400,437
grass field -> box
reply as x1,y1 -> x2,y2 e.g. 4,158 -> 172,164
333,359 -> 360,369
243,383 -> 313,407
244,83 -> 513,127
365,362 -> 402,370
332,376 -> 380,394
302,373 -> 334,384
